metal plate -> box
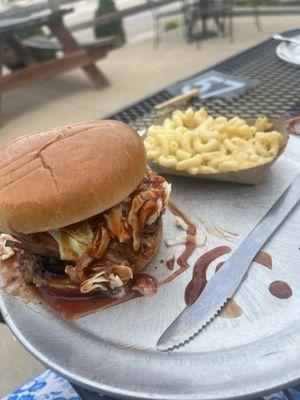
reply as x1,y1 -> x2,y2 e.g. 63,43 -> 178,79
2,139 -> 300,400
276,35 -> 300,66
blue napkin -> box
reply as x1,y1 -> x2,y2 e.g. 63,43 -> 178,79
3,370 -> 300,400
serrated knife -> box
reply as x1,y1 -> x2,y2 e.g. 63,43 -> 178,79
157,173 -> 300,352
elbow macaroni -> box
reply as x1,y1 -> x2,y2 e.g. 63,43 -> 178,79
144,108 -> 283,175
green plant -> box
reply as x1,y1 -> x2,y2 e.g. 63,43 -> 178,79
164,19 -> 180,32
94,0 -> 126,47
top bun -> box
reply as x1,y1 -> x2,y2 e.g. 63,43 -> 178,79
0,120 -> 147,233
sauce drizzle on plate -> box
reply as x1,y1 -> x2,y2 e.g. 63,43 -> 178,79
269,280 -> 292,299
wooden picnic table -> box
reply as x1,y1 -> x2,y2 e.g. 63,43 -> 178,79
0,8 -> 113,96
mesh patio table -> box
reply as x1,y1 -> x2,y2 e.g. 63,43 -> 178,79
106,28 -> 300,129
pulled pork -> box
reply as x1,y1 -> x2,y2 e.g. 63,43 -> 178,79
6,170 -> 170,296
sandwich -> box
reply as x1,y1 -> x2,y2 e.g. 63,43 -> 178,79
0,120 -> 170,306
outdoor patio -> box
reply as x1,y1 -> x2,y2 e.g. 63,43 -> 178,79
1,6 -> 300,399
1,12 -> 300,146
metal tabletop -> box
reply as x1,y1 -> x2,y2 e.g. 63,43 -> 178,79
107,28 -> 300,129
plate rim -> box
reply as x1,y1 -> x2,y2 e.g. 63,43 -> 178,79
276,38 -> 300,66
2,291 -> 300,400
2,156 -> 300,400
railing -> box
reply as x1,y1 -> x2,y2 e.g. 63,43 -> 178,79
70,0 -> 178,32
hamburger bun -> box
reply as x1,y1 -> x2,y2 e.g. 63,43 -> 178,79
0,121 -> 147,234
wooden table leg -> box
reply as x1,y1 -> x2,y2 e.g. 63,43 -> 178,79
48,18 -> 110,88
4,34 -> 36,66
79,63 -> 110,88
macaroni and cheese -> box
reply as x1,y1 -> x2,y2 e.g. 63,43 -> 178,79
144,108 -> 283,175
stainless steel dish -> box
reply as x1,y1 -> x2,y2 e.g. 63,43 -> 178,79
1,139 -> 300,400
276,34 -> 300,65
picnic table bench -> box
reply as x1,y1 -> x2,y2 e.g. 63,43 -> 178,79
0,8 -> 115,96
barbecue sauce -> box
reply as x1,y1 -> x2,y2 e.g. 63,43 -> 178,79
184,246 -> 231,305
184,246 -> 243,319
215,261 -> 224,272
254,251 -> 272,270
220,299 -> 243,318
36,202 -> 196,318
269,280 -> 292,299
166,256 -> 175,271
184,248 -> 275,317
38,287 -> 138,321
37,272 -> 161,320
0,201 -> 197,320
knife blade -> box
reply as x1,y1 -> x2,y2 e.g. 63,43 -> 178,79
157,173 -> 300,352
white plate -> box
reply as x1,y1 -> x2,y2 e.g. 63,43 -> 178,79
276,35 -> 300,65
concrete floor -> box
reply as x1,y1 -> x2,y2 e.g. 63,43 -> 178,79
1,13 -> 300,398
